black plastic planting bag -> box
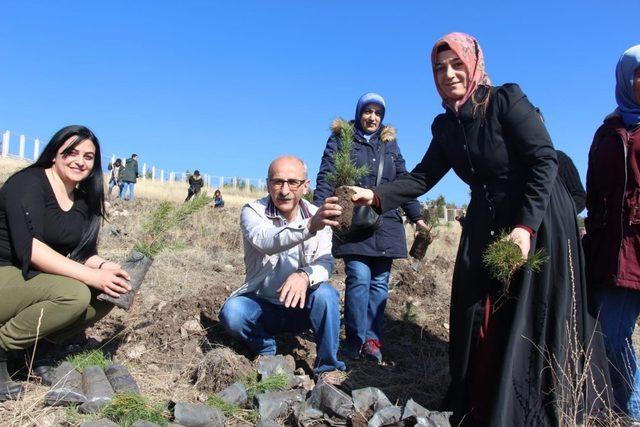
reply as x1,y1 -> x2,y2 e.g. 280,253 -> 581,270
172,402 -> 226,426
216,381 -> 248,406
79,365 -> 115,414
104,364 -> 140,394
97,251 -> 152,310
44,362 -> 87,406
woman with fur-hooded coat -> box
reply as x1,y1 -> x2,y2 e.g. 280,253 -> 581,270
349,34 -> 610,426
313,93 -> 425,363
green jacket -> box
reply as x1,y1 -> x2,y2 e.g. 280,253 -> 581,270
121,158 -> 139,183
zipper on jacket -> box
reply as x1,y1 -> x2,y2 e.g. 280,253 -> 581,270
457,119 -> 476,174
618,132 -> 629,279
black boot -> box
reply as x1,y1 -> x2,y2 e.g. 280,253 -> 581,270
26,340 -> 58,386
0,347 -> 23,400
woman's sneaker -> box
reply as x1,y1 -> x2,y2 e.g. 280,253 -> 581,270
362,339 -> 382,363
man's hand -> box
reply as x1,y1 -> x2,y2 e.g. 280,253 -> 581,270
308,196 -> 341,234
278,271 -> 310,309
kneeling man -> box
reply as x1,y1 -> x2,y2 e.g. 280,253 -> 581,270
219,155 -> 345,377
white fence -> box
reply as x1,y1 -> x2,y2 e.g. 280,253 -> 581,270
0,129 -> 267,192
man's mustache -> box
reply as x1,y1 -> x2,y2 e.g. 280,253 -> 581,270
277,197 -> 293,202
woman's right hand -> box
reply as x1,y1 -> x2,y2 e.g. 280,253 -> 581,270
349,187 -> 375,206
86,268 -> 132,298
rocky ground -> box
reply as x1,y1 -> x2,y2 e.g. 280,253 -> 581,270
0,196 -> 459,426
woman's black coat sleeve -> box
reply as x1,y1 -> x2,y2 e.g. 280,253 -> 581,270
498,84 -> 558,232
3,171 -> 46,278
375,124 -> 451,214
392,142 -> 423,222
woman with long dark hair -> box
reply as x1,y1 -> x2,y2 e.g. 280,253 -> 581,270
350,33 -> 610,425
0,125 -> 130,399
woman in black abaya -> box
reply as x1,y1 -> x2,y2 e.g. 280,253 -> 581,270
350,32 -> 610,426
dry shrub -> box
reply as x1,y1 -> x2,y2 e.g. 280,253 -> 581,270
527,239 -> 622,426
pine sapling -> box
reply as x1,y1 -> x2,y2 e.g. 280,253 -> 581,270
135,193 -> 212,258
326,120 -> 370,231
409,206 -> 439,260
483,231 -> 548,287
97,193 -> 212,310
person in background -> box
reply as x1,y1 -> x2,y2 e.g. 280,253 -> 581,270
219,155 -> 346,382
185,170 -> 204,202
313,93 -> 426,364
556,150 -> 586,213
119,153 -> 139,201
212,189 -> 225,208
107,158 -> 123,197
584,44 -> 640,421
349,33 -> 609,425
0,125 -> 130,400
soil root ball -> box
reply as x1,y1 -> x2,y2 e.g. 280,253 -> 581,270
333,186 -> 357,231
194,347 -> 253,393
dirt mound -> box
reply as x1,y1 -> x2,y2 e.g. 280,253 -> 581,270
194,347 -> 253,393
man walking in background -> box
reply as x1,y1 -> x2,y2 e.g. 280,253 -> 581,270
119,153 -> 139,201
219,155 -> 346,381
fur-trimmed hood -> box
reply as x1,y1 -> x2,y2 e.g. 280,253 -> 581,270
330,118 -> 396,143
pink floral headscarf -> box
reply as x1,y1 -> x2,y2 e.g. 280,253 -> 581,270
431,32 -> 491,111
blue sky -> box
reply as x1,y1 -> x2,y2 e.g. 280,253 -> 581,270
1,1 -> 637,205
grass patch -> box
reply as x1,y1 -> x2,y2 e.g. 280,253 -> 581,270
64,405 -> 100,426
66,349 -> 112,372
206,394 -> 259,423
100,393 -> 168,427
483,231 -> 548,285
241,371 -> 288,399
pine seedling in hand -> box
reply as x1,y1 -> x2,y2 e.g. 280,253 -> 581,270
483,231 -> 548,286
325,121 -> 369,188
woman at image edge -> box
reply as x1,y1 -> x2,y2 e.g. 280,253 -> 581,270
350,33 -> 609,425
584,44 -> 640,420
0,125 -> 130,399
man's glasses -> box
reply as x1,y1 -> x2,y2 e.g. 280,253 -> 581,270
268,178 -> 307,190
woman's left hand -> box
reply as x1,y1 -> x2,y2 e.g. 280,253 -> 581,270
414,219 -> 429,238
100,261 -> 121,271
508,227 -> 531,259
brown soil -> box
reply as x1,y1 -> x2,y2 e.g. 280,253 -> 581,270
333,186 -> 356,231
0,193 -> 459,425
409,231 -> 434,260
